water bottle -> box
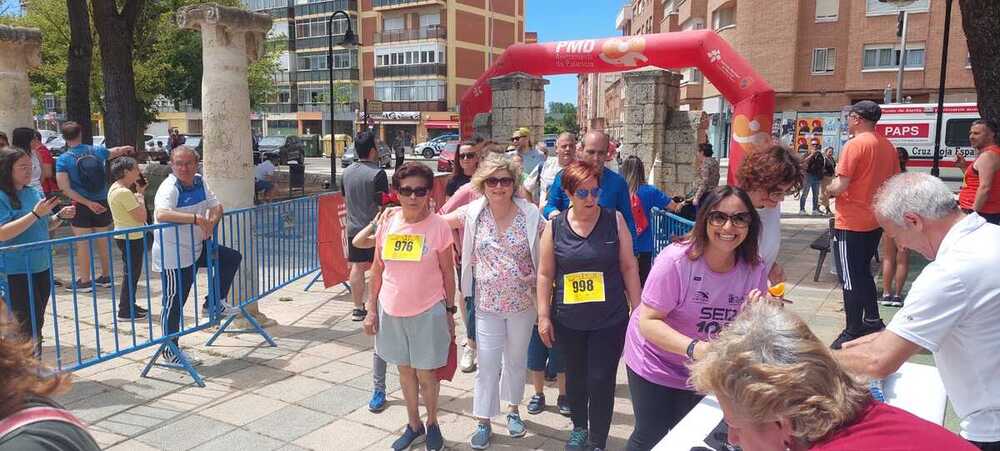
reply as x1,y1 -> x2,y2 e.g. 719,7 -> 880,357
869,379 -> 886,402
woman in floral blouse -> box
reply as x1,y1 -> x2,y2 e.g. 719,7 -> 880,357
439,154 -> 545,449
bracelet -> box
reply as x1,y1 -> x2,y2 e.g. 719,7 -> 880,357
685,339 -> 700,361
30,211 -> 41,220
192,213 -> 197,224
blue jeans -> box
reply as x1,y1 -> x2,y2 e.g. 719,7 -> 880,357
800,174 -> 821,212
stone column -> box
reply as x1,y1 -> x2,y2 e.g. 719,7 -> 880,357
660,111 -> 707,197
489,72 -> 548,147
178,4 -> 275,326
0,26 -> 42,136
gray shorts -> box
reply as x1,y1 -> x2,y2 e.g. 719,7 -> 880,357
376,302 -> 450,370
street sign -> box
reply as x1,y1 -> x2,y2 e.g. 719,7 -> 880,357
367,100 -> 383,115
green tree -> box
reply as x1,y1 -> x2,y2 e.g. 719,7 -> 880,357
960,0 -> 1000,124
544,102 -> 579,135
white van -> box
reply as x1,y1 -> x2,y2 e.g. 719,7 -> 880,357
876,103 -> 979,190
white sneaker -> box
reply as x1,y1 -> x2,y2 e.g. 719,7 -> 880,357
162,347 -> 203,367
460,343 -> 477,373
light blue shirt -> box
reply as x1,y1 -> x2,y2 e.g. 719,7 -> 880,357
55,144 -> 110,201
0,187 -> 52,275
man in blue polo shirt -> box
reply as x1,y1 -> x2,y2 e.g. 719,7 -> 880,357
151,146 -> 241,366
55,121 -> 135,292
544,131 -> 637,247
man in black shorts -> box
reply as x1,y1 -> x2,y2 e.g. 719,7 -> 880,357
54,121 -> 135,292
342,131 -> 389,321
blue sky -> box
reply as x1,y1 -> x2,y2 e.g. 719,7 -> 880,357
525,0 -> 624,107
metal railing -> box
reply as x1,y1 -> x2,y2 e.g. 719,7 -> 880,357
374,63 -> 447,78
374,25 -> 445,44
0,194 -> 328,386
650,207 -> 695,257
373,0 -> 442,8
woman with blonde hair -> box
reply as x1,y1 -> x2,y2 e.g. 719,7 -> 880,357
689,301 -> 976,451
437,155 -> 544,449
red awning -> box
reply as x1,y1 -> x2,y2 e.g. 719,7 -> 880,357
425,120 -> 459,129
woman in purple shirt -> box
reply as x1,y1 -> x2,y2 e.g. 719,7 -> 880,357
623,185 -> 769,451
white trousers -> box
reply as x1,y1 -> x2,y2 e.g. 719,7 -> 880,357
472,307 -> 536,419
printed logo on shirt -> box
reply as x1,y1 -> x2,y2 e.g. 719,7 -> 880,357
728,294 -> 745,306
697,307 -> 740,335
694,276 -> 702,281
693,290 -> 710,304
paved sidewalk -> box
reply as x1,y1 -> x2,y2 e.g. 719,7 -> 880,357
54,200 -> 942,450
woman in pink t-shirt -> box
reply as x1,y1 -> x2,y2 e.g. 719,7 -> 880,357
622,185 -> 769,451
364,162 -> 456,451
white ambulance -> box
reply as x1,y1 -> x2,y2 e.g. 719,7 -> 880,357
875,103 -> 979,190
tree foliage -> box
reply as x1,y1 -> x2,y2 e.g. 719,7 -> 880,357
545,101 -> 579,135
960,0 -> 1000,124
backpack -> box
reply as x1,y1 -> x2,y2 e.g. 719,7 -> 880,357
0,406 -> 88,441
75,147 -> 106,194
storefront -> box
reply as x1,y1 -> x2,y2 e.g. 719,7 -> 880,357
422,112 -> 460,140
358,110 -> 459,146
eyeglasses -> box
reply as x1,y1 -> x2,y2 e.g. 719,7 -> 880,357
511,136 -> 523,141
459,152 -> 479,160
584,149 -> 609,157
485,177 -> 515,187
397,186 -> 429,197
707,211 -> 753,228
573,187 -> 602,199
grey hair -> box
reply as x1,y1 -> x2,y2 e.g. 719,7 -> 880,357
170,145 -> 199,162
557,132 -> 577,143
873,172 -> 958,227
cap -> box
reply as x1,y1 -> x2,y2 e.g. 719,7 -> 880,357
850,100 -> 881,123
512,127 -> 531,139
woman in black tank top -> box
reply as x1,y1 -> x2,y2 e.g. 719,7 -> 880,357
535,161 -> 642,451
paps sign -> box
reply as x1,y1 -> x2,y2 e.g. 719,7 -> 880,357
876,123 -> 930,140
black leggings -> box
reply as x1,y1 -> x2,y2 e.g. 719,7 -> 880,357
626,367 -> 704,451
637,252 -> 653,286
833,228 -> 883,333
5,270 -> 51,354
972,441 -> 1000,451
555,319 -> 627,449
116,237 -> 147,314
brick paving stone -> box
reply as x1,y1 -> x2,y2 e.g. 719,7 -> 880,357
293,419 -> 388,451
253,375 -> 336,403
200,392 -> 291,426
189,427 -> 287,451
244,405 -> 336,442
297,384 -> 370,417
133,414 -> 236,450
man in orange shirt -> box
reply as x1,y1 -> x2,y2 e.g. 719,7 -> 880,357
955,119 -> 1000,225
826,101 -> 901,350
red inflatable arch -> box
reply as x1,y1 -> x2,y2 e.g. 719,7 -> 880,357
459,30 -> 775,185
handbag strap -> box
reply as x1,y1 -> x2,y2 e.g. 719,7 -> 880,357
0,406 -> 88,440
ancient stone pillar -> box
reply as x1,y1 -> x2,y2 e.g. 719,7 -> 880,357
489,72 -> 548,146
178,4 -> 274,325
0,26 -> 42,137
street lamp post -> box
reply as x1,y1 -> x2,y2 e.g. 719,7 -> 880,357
930,0 -> 954,177
327,9 -> 357,190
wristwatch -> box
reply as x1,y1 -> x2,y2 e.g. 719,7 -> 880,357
445,305 -> 458,315
686,339 -> 700,361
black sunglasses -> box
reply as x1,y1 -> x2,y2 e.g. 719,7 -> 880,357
398,186 -> 429,197
485,177 -> 515,187
707,211 -> 753,228
459,152 -> 479,160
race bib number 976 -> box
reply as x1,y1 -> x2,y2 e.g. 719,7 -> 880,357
382,233 -> 424,262
562,272 -> 606,304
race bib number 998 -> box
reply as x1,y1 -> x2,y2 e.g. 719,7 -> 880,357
382,233 -> 424,262
562,272 -> 606,304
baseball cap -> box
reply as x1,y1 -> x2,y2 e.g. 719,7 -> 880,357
512,127 -> 531,139
850,100 -> 882,123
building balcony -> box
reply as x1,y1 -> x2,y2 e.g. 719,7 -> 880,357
260,103 -> 295,113
615,6 -> 632,30
295,68 -> 360,82
375,100 -> 447,112
373,25 -> 445,44
293,0 -> 357,17
372,0 -> 445,11
374,63 -> 447,78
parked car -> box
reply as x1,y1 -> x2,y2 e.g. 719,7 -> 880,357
340,143 -> 392,168
257,135 -> 304,165
436,139 -> 460,173
414,133 -> 459,159
543,133 -> 558,150
183,134 -> 203,156
145,135 -> 170,163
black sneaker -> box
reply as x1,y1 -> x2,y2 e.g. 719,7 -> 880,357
884,296 -> 904,307
557,395 -> 571,416
879,294 -> 897,307
117,306 -> 148,320
351,308 -> 367,322
830,329 -> 862,350
527,393 -> 545,415
66,279 -> 93,293
94,275 -> 113,288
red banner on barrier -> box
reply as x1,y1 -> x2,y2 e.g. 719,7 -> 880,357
317,193 -> 350,289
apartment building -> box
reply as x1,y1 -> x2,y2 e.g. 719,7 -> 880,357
592,0 -> 975,158
244,0 -> 528,142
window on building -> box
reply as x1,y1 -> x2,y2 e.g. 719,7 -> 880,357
812,48 -> 836,74
384,16 -> 404,31
862,44 -> 925,70
296,50 -> 357,71
815,0 -> 838,22
682,17 -> 705,30
295,17 -> 354,38
866,0 -> 928,15
681,68 -> 702,84
419,13 -> 440,27
375,44 -> 445,67
712,6 -> 735,30
374,80 -> 446,102
244,0 -> 284,11
664,0 -> 677,15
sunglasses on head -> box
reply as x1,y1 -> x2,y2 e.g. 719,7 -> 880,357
573,187 -> 601,199
485,177 -> 514,187
707,211 -> 753,228
397,186 -> 429,197
459,152 -> 478,160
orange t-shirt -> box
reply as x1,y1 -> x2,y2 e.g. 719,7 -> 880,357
958,145 -> 1000,213
835,132 -> 900,231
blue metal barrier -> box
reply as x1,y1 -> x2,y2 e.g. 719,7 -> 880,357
650,207 -> 695,257
0,194 -> 324,387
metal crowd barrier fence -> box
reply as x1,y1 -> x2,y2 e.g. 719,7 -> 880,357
0,194 -> 324,387
650,207 -> 695,257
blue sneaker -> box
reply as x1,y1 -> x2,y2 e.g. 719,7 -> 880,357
507,412 -> 526,438
470,422 -> 491,449
426,423 -> 444,451
368,390 -> 386,413
565,427 -> 589,451
527,393 -> 545,414
391,424 -> 425,451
